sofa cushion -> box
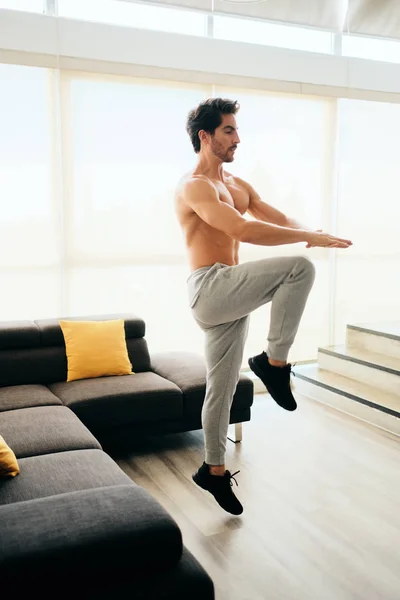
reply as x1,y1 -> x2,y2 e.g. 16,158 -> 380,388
151,351 -> 254,421
0,406 -> 101,458
126,337 -> 152,372
0,346 -> 68,388
0,384 -> 62,412
144,545 -> 215,600
0,485 -> 183,582
0,320 -> 41,350
49,372 -> 183,432
0,449 -> 132,505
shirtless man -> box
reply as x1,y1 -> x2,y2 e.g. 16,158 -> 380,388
175,98 -> 352,515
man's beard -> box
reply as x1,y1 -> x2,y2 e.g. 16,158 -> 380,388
211,138 -> 236,163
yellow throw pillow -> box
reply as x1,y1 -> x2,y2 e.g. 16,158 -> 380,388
59,319 -> 133,382
0,435 -> 20,477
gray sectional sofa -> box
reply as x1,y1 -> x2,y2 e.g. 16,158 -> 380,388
0,313 -> 253,598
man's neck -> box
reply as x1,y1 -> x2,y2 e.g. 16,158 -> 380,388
195,154 -> 225,182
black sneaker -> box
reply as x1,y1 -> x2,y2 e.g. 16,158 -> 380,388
248,351 -> 297,411
192,463 -> 243,515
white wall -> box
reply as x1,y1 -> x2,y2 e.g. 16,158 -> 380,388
1,9 -> 400,100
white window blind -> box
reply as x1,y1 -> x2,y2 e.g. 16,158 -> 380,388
347,0 -> 400,40
0,64 -> 62,319
63,73 -> 209,354
334,99 -> 400,342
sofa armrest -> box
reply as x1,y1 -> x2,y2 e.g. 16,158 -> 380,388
151,351 -> 253,393
151,351 -> 207,393
0,484 -> 182,585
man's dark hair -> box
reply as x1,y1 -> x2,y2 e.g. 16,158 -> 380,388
186,97 -> 240,153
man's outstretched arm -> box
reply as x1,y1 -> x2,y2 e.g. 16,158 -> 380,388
183,177 -> 351,248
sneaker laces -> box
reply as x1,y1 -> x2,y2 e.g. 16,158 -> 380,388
276,363 -> 294,378
229,470 -> 240,487
278,363 -> 296,390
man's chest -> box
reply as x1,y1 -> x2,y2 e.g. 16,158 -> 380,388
214,180 -> 250,216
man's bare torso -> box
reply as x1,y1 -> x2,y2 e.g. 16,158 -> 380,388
175,171 -> 250,271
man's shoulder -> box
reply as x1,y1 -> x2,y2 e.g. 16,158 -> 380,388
178,173 -> 217,196
175,173 -> 193,199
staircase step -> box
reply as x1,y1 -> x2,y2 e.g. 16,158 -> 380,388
318,345 -> 400,396
293,364 -> 400,436
349,322 -> 400,340
347,322 -> 400,360
319,344 -> 400,374
294,364 -> 400,414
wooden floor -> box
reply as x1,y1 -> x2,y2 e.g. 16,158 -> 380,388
114,393 -> 400,600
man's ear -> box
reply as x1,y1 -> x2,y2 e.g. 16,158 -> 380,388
198,129 -> 209,146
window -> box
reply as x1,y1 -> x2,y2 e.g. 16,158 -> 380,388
58,0 -> 207,37
213,16 -> 333,54
342,34 -> 400,64
0,64 -> 61,319
64,73 -> 208,352
334,99 -> 400,342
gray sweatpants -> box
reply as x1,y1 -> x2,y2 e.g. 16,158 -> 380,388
187,256 -> 316,465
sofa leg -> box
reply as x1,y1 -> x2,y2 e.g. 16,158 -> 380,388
228,423 -> 242,444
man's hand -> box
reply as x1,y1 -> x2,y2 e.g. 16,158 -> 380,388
306,230 -> 352,249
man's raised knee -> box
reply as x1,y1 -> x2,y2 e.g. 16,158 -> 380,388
296,256 -> 316,282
